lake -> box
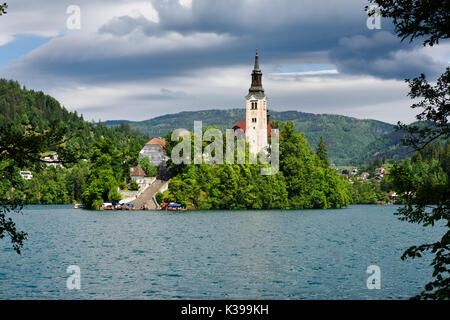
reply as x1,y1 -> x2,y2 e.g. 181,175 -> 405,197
0,205 -> 443,300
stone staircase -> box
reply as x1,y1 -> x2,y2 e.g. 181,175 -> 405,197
131,179 -> 167,210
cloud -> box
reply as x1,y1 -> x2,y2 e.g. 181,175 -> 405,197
2,31 -> 237,85
179,0 -> 193,9
6,0 -> 441,87
134,88 -> 188,100
329,31 -> 449,80
269,70 -> 339,78
0,0 -> 448,125
1,0 -> 372,86
47,64 -> 416,124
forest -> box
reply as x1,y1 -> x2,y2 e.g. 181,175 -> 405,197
0,79 -> 148,208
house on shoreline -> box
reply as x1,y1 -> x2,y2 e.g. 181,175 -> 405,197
131,165 -> 146,184
138,137 -> 169,167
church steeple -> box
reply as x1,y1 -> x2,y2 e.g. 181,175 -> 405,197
254,47 -> 260,70
249,48 -> 264,95
245,48 -> 268,155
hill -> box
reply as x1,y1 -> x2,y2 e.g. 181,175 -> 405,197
0,79 -> 148,155
104,109 -> 411,165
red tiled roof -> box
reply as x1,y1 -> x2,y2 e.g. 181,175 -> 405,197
131,165 -> 146,177
146,138 -> 168,149
267,124 -> 275,137
232,122 -> 278,138
232,121 -> 246,132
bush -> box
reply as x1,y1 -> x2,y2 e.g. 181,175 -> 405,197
155,192 -> 164,204
129,180 -> 139,191
139,157 -> 159,177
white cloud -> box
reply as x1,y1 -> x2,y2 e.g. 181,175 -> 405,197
179,0 -> 193,9
0,0 -> 160,46
48,64 -> 415,124
0,34 -> 14,46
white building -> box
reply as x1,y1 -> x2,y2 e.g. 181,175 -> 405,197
138,138 -> 169,167
19,171 -> 33,180
42,152 -> 63,168
233,49 -> 271,154
130,165 -> 146,184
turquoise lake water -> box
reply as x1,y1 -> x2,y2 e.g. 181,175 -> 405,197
0,205 -> 443,299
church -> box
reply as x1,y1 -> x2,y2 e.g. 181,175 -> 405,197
233,49 -> 273,154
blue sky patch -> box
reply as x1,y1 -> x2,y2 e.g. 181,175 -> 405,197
0,34 -> 51,67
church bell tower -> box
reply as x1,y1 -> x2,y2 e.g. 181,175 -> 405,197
245,48 -> 268,154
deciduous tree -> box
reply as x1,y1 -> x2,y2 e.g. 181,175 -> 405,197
369,0 -> 449,299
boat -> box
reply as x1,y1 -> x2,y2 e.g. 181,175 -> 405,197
74,204 -> 84,209
160,202 -> 185,211
100,203 -> 114,210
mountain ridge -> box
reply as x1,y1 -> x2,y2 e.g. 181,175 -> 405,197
103,109 -> 409,165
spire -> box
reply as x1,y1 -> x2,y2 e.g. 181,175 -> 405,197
249,47 -> 264,95
254,47 -> 260,71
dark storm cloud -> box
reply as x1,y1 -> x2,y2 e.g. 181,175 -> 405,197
2,0 -> 448,87
86,0 -> 447,81
2,0 -> 376,84
329,31 -> 448,79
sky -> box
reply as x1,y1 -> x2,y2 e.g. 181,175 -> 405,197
0,0 -> 449,124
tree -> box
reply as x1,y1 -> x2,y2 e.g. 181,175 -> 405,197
269,120 -> 280,129
398,69 -> 450,150
0,3 -> 7,16
0,79 -> 147,251
138,157 -> 158,177
367,0 -> 450,46
316,136 -> 329,166
369,0 -> 449,299
81,138 -> 123,210
0,122 -> 77,254
129,180 -> 139,191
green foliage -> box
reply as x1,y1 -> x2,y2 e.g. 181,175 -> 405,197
397,68 -> 450,149
373,0 -> 449,298
0,78 -> 148,211
279,122 -> 351,209
390,146 -> 449,299
349,180 -> 388,204
0,117 -> 80,254
129,180 -> 139,191
0,79 -> 148,158
155,192 -> 164,205
0,2 -> 7,16
138,157 -> 158,177
389,70 -> 450,300
316,136 -> 329,166
81,138 -> 124,210
367,0 -> 449,46
162,163 -> 289,210
161,121 -> 350,210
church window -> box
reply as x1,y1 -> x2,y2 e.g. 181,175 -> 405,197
252,118 -> 257,123
251,101 -> 258,110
